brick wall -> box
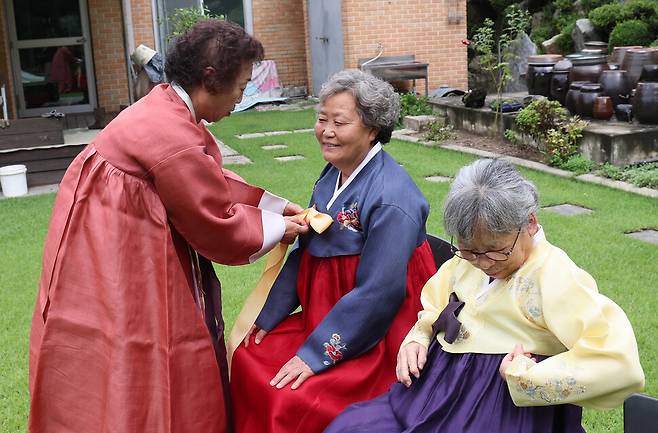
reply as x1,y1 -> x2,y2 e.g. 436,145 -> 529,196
251,0 -> 308,87
131,0 -> 156,49
341,0 -> 468,93
255,0 -> 467,93
0,0 -> 16,118
88,0 -> 130,112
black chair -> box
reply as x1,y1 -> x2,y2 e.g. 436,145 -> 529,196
624,393 -> 658,433
426,234 -> 454,270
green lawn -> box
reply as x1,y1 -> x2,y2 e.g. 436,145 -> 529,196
1,108 -> 656,432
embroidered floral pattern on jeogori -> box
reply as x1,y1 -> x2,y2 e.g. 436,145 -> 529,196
336,202 -> 361,232
323,333 -> 347,365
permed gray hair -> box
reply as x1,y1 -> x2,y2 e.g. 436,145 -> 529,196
318,69 -> 400,144
443,159 -> 539,241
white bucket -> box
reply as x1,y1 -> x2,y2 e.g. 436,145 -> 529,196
0,164 -> 28,197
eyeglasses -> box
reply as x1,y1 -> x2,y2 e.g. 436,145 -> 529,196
450,228 -> 522,262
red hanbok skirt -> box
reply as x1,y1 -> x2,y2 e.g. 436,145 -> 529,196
230,241 -> 436,433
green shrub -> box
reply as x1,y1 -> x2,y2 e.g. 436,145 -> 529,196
530,24 -> 556,46
596,162 -> 658,189
515,99 -> 567,140
589,3 -> 627,34
399,93 -> 433,121
545,118 -> 588,166
556,13 -> 578,33
554,0 -> 574,13
651,38 -> 658,47
423,122 -> 455,143
609,20 -> 654,48
560,154 -> 596,173
580,0 -> 615,13
553,19 -> 576,53
512,99 -> 588,167
168,6 -> 223,41
490,0 -> 518,13
622,0 -> 658,31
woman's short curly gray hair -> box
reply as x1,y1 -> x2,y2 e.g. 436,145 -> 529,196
444,159 -> 540,242
318,69 -> 400,144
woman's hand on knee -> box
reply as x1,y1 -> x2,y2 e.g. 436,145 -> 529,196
243,324 -> 268,347
396,342 -> 427,387
270,355 -> 314,390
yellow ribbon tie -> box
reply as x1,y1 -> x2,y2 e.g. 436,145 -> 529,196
227,207 -> 333,369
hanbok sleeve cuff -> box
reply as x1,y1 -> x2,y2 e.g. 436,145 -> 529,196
258,191 -> 288,215
249,210 -> 285,263
401,323 -> 433,349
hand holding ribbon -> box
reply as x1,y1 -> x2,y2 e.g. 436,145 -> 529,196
227,207 -> 333,368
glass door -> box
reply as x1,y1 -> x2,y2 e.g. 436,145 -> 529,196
7,0 -> 96,117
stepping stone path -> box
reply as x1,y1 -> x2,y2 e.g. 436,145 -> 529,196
275,155 -> 305,162
216,137 -> 252,165
626,229 -> 658,245
237,128 -> 314,139
262,144 -> 288,150
542,204 -> 593,216
425,175 -> 451,182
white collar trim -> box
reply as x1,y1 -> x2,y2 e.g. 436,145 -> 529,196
326,143 -> 382,210
172,82 -> 196,121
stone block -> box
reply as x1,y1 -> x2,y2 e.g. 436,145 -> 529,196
403,115 -> 438,132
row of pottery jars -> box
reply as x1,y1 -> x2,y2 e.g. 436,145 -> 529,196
569,55 -> 609,83
576,83 -> 603,117
634,82 -> 658,124
526,55 -> 563,96
620,48 -> 658,88
599,70 -> 632,107
549,70 -> 570,105
565,82 -> 613,120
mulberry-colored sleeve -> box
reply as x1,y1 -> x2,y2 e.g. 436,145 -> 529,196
150,146 -> 284,265
504,258 -> 645,409
296,205 -> 422,373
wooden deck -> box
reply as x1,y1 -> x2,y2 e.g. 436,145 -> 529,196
0,114 -> 99,187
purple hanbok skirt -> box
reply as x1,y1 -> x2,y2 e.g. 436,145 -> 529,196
324,346 -> 585,433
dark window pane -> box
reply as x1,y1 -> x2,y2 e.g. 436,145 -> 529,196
204,0 -> 244,27
20,46 -> 88,108
13,0 -> 82,40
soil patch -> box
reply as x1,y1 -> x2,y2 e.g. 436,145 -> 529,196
448,130 -> 546,164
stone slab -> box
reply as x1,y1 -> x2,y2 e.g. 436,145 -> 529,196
238,129 -> 313,139
262,144 -> 288,150
223,155 -> 252,165
274,155 -> 305,162
576,174 -> 658,198
425,175 -> 451,182
0,183 -> 59,200
429,97 -> 658,166
403,115 -> 437,132
626,230 -> 658,245
238,132 -> 266,139
542,204 -> 593,216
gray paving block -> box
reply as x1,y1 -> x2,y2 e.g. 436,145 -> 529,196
403,115 -> 438,132
626,229 -> 658,245
218,143 -> 239,157
542,204 -> 593,216
274,155 -> 305,162
237,132 -> 266,139
262,144 -> 288,150
0,183 -> 59,200
425,175 -> 451,182
223,155 -> 252,165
